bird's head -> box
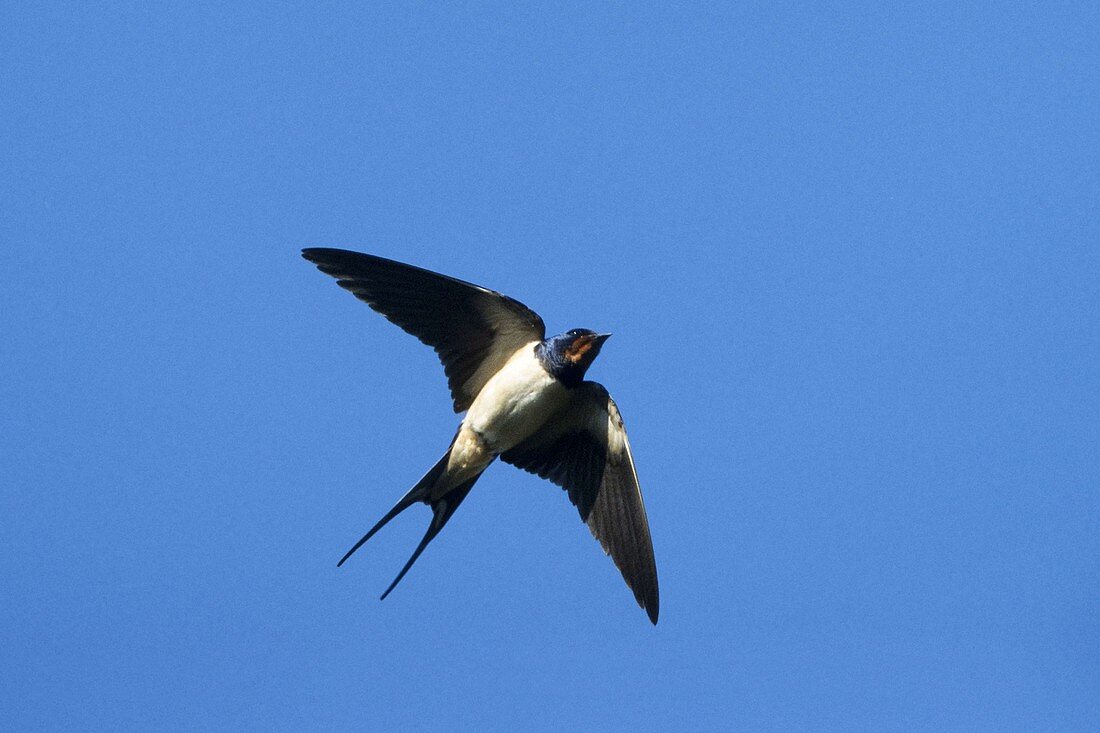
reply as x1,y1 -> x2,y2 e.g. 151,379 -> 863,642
538,329 -> 612,386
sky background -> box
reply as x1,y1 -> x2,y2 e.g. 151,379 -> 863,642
3,3 -> 1098,730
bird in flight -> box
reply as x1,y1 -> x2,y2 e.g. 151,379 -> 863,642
302,248 -> 659,624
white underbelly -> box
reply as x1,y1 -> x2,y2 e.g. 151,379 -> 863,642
463,342 -> 569,453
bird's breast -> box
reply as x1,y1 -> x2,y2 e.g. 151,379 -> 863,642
463,342 -> 569,453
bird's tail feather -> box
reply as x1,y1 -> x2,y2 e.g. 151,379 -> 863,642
336,445 -> 485,600
336,449 -> 451,568
377,477 -> 477,600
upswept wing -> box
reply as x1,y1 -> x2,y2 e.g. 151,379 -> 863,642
302,248 -> 546,412
502,382 -> 659,624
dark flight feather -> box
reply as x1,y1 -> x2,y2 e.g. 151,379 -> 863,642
502,382 -> 659,624
302,248 -> 546,412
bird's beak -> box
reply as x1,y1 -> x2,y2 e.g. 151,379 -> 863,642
588,333 -> 611,358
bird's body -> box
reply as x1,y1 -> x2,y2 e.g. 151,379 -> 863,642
302,248 -> 659,623
464,342 -> 568,454
442,342 -> 565,493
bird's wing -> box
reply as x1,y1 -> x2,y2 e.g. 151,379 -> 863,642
501,382 -> 659,624
302,248 -> 546,412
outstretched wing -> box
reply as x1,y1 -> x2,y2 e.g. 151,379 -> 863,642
302,248 -> 546,412
502,382 -> 659,624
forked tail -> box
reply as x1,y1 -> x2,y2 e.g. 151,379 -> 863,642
336,446 -> 485,600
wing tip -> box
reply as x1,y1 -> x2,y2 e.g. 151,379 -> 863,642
302,247 -> 351,266
635,579 -> 659,624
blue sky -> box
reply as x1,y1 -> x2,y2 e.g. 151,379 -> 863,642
3,3 -> 1098,730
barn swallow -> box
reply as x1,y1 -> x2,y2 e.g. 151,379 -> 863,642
302,248 -> 659,624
